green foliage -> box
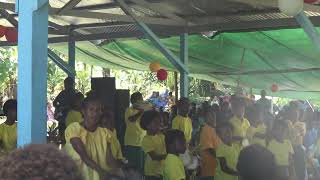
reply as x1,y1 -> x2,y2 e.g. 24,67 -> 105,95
76,64 -> 91,95
0,47 -> 17,98
47,60 -> 66,100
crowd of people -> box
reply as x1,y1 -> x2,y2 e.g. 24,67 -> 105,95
1,77 -> 320,180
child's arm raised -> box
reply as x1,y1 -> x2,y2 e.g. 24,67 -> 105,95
148,151 -> 167,161
128,109 -> 144,122
218,157 -> 239,176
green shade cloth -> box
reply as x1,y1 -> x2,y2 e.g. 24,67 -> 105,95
52,28 -> 320,100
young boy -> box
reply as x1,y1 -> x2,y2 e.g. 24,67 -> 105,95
215,122 -> 239,180
267,120 -> 295,179
124,92 -> 152,173
140,110 -> 167,180
199,110 -> 221,179
229,96 -> 250,148
246,106 -> 267,147
172,98 -> 193,145
163,130 -> 187,180
0,99 -> 17,152
65,92 -> 84,127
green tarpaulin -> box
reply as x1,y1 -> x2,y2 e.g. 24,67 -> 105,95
52,28 -> 320,100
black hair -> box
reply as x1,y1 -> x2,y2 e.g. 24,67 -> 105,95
165,129 -> 185,153
237,144 -> 277,180
64,77 -> 74,85
3,99 -> 17,116
216,121 -> 233,136
140,110 -> 161,130
130,92 -> 143,104
71,92 -> 84,107
82,94 -> 101,109
230,95 -> 246,108
177,97 -> 190,107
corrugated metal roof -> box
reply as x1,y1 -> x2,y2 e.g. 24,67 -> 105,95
1,0 -> 320,45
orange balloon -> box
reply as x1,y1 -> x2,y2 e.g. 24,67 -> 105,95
149,62 -> 161,72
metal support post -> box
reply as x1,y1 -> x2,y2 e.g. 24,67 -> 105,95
180,33 -> 189,98
295,11 -> 320,50
17,0 -> 49,146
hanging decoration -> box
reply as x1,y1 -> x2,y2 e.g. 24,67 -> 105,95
278,0 -> 303,16
5,27 -> 18,43
149,62 -> 161,72
271,84 -> 279,92
0,25 -> 6,38
156,69 -> 168,81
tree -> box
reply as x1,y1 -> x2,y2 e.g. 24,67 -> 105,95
0,47 -> 17,99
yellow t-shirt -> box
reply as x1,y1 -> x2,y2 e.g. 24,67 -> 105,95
229,116 -> 250,138
172,115 -> 193,143
267,139 -> 294,166
124,107 -> 146,147
215,143 -> 239,180
109,129 -> 124,160
288,121 -> 306,146
142,133 -> 166,176
163,154 -> 186,180
64,122 -> 116,180
199,124 -> 221,176
246,124 -> 267,147
0,123 -> 17,152
65,110 -> 83,127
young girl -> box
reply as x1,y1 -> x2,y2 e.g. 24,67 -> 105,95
246,106 -> 267,147
215,122 -> 239,180
100,109 -> 125,170
199,110 -> 221,180
229,96 -> 250,148
65,92 -> 84,127
163,130 -> 187,180
0,99 -> 17,152
267,120 -> 295,180
140,110 -> 167,180
172,98 -> 192,145
124,92 -> 152,173
64,95 -> 120,180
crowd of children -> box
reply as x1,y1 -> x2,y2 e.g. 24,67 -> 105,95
3,86 -> 320,180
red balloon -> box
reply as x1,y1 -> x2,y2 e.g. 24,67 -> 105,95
5,27 -> 18,43
157,69 -> 168,81
304,0 -> 318,3
0,25 -> 6,38
271,84 -> 279,92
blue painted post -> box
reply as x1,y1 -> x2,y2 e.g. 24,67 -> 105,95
180,33 -> 189,98
68,35 -> 76,80
17,0 -> 49,146
295,12 -> 320,50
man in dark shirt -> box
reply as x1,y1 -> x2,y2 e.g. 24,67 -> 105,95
53,77 -> 77,142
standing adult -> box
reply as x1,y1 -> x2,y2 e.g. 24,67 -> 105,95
256,90 -> 273,128
53,77 -> 77,142
256,90 -> 273,115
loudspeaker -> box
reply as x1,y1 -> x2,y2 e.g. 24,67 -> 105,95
91,77 -> 116,112
115,89 -> 130,147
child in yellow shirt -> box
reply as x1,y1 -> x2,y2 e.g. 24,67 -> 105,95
199,110 -> 221,179
65,92 -> 84,127
64,95 -> 122,180
124,92 -> 153,173
172,97 -> 193,144
215,122 -> 239,180
0,99 -> 17,153
163,130 -> 187,180
267,120 -> 295,179
229,96 -> 250,148
246,106 -> 267,147
140,110 -> 167,180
